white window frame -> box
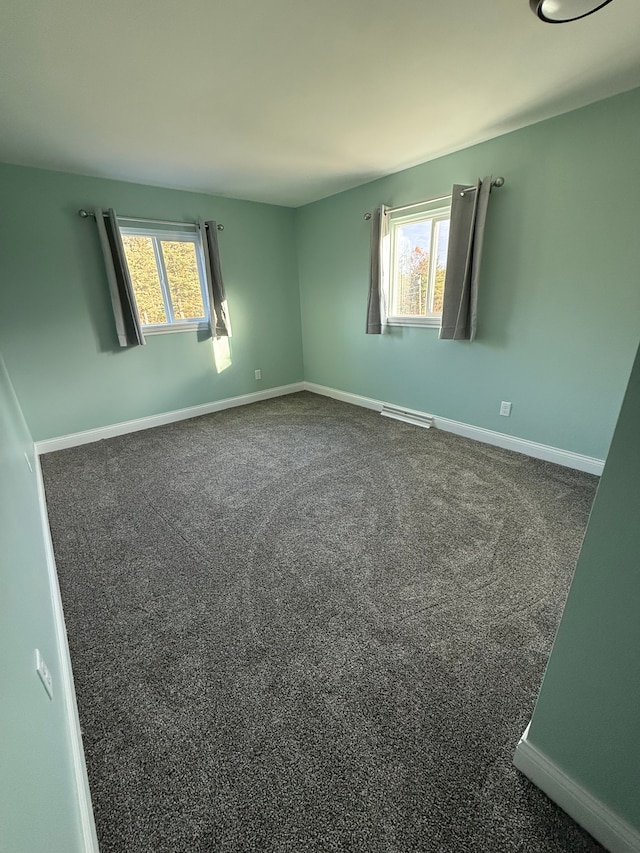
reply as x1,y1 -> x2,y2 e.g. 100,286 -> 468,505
385,200 -> 451,328
119,225 -> 210,334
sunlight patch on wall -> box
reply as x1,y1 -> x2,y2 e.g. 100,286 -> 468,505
213,336 -> 232,373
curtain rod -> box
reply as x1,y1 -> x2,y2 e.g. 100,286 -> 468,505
363,177 -> 504,220
78,209 -> 224,231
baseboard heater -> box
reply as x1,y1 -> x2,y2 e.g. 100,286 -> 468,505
380,405 -> 433,429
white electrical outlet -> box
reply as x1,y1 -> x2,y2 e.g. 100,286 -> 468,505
500,401 -> 512,417
254,369 -> 262,380
35,649 -> 53,700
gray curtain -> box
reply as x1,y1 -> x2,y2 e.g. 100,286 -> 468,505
199,220 -> 230,338
439,177 -> 492,341
94,208 -> 145,347
366,205 -> 389,334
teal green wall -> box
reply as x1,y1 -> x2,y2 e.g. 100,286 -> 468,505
3,90 -> 640,456
2,88 -> 640,848
295,88 -> 640,460
526,335 -> 640,828
0,164 -> 303,441
0,351 -> 85,852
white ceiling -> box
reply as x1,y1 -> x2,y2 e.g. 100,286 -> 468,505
1,0 -> 639,207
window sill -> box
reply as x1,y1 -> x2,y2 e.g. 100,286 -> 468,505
387,316 -> 441,328
142,322 -> 209,335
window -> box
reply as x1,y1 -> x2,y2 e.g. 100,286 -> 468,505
386,202 -> 451,327
120,225 -> 209,333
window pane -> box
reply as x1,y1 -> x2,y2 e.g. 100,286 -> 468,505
160,241 -> 205,321
121,235 -> 167,325
394,220 -> 432,316
432,219 -> 450,314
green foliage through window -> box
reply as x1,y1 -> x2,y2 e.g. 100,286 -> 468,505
388,206 -> 450,322
161,241 -> 205,321
121,228 -> 208,330
122,235 -> 167,325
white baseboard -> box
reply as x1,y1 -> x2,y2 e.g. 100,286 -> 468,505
35,379 -> 605,475
514,726 -> 640,853
303,381 -> 384,412
303,382 -> 604,475
432,415 -> 604,475
35,382 -> 305,454
35,454 -> 99,852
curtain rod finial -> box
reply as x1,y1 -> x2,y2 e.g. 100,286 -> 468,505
493,176 -> 505,188
364,212 -> 372,221
78,209 -> 91,218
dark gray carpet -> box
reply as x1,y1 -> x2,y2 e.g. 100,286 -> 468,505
42,391 -> 603,852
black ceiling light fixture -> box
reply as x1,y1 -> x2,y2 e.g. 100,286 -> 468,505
530,0 -> 614,23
